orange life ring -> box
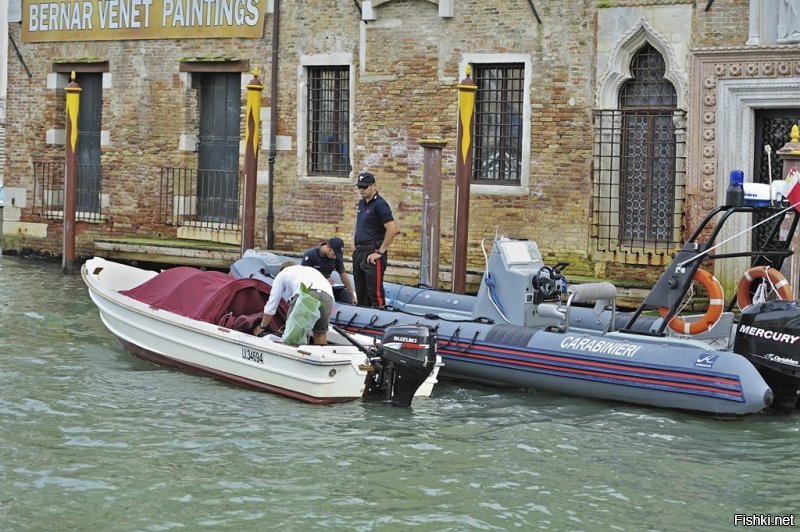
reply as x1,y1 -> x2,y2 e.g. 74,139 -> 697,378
736,266 -> 793,310
658,269 -> 724,335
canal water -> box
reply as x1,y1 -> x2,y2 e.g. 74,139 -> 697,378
1,255 -> 798,531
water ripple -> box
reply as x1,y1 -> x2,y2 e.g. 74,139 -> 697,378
2,256 -> 800,530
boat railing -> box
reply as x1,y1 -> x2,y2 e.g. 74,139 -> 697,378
624,204 -> 799,335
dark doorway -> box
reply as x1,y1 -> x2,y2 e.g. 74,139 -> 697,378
752,108 -> 800,259
76,73 -> 102,213
754,109 -> 800,184
197,73 -> 241,223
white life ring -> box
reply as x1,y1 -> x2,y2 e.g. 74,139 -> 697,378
736,266 -> 793,311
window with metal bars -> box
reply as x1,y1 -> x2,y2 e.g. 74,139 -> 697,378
618,44 -> 677,245
592,43 -> 685,258
307,66 -> 350,177
472,63 -> 524,184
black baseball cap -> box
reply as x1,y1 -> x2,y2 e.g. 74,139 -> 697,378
355,171 -> 376,187
327,237 -> 345,259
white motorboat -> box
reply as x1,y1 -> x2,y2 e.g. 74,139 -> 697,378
82,257 -> 440,405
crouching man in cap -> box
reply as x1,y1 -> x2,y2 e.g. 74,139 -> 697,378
300,237 -> 356,304
352,171 -> 399,308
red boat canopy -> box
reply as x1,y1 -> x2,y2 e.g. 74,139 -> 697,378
121,267 -> 282,330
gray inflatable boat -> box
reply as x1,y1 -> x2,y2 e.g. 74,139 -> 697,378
232,204 -> 800,415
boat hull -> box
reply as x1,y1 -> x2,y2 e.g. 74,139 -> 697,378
83,258 -> 376,404
329,308 -> 773,415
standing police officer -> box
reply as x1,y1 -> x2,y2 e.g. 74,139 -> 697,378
352,171 -> 399,308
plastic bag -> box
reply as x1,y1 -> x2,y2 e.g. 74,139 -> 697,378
282,283 -> 321,346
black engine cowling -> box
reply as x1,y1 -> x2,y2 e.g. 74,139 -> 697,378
365,324 -> 437,407
734,300 -> 800,411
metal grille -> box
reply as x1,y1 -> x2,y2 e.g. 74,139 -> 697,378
160,166 -> 243,231
32,160 -> 104,222
591,44 -> 684,259
592,109 -> 686,257
307,66 -> 350,177
472,63 -> 523,184
754,113 -> 800,258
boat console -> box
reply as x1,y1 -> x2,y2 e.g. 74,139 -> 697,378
473,237 -> 566,328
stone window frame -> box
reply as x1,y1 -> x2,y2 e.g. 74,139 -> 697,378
296,53 -> 355,184
593,19 -> 688,263
47,61 -> 111,149
361,0 -> 453,20
42,61 -> 113,221
460,53 -> 532,197
178,60 -> 251,153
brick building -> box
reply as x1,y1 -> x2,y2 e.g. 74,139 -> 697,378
2,0 -> 800,290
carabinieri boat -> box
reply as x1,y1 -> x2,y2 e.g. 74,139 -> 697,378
232,194 -> 800,416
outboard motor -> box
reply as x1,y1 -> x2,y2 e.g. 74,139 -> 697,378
734,300 -> 800,411
367,324 -> 437,407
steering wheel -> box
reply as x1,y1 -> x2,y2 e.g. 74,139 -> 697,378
532,266 -> 557,299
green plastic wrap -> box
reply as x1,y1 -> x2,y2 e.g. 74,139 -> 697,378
282,283 -> 321,346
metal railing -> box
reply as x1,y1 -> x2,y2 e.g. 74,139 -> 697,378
592,109 -> 686,262
32,160 -> 105,222
160,166 -> 243,231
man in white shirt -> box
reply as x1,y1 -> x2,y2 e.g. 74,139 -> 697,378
254,262 -> 335,345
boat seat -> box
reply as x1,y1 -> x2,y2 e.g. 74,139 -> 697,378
485,324 -> 536,347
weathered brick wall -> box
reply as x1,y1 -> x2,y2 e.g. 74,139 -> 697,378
2,0 -> 757,282
270,0 -> 598,276
694,0 -> 751,47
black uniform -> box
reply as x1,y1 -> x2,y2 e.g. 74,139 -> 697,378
301,245 -> 352,304
353,193 -> 394,308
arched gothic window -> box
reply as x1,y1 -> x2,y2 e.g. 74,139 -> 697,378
618,43 -> 678,244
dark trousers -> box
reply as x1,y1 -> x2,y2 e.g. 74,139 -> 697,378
353,248 -> 387,308
332,284 -> 353,304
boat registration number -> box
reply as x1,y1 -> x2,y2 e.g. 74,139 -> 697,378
242,347 -> 265,364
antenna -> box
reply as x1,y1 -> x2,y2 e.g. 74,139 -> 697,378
765,144 -> 773,180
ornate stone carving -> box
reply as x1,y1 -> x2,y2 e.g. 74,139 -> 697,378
597,17 -> 687,109
704,93 -> 716,107
778,0 -> 800,43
